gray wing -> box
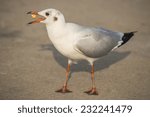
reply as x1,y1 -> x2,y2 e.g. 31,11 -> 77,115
74,27 -> 123,58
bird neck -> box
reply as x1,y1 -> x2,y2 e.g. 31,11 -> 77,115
46,21 -> 66,40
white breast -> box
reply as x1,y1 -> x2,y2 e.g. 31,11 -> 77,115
46,25 -> 85,60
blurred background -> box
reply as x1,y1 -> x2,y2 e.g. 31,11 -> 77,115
0,0 -> 150,99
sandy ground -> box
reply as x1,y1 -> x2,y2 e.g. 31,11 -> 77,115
0,0 -> 150,100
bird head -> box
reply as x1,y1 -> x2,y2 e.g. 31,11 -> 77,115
27,8 -> 65,25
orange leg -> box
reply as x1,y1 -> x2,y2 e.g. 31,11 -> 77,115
55,64 -> 72,93
84,64 -> 98,95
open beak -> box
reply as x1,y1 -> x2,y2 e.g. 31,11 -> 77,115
27,11 -> 46,24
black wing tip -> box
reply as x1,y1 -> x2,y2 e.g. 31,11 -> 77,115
124,31 -> 138,35
118,31 -> 137,47
129,31 -> 138,35
131,31 -> 138,33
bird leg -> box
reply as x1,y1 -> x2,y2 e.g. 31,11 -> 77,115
55,64 -> 72,93
84,64 -> 98,95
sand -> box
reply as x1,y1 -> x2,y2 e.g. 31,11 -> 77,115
0,0 -> 150,99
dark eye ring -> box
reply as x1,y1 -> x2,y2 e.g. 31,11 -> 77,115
45,12 -> 49,16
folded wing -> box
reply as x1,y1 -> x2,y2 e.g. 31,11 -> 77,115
74,27 -> 123,58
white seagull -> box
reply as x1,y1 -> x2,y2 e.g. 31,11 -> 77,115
27,8 -> 136,95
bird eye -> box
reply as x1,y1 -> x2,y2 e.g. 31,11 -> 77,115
45,12 -> 49,16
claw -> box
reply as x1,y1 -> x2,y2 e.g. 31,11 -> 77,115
84,89 -> 93,94
55,86 -> 72,93
84,88 -> 98,95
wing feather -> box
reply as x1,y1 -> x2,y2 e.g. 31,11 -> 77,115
74,27 -> 123,58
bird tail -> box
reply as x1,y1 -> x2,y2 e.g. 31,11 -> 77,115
118,31 -> 137,47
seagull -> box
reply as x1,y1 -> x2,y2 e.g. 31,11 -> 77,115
27,8 -> 137,95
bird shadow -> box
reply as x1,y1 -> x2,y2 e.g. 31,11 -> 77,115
0,27 -> 21,39
39,44 -> 131,76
